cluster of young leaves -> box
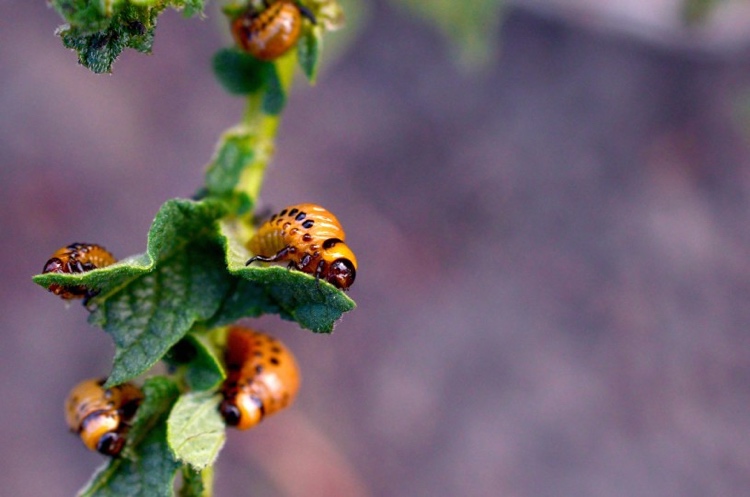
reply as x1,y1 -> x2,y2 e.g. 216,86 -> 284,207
49,0 -> 206,73
36,1 -> 352,495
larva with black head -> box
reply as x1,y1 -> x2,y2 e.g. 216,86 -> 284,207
42,243 -> 116,299
231,0 -> 316,61
246,203 -> 358,290
64,378 -> 143,457
219,326 -> 300,430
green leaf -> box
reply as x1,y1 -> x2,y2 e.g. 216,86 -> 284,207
127,377 -> 182,447
182,333 -> 225,391
50,0 -> 207,73
165,333 -> 226,391
204,126 -> 257,199
261,63 -> 287,115
212,48 -> 267,95
297,28 -> 321,83
167,392 -> 226,470
94,242 -> 232,387
77,377 -> 181,497
176,0 -> 205,17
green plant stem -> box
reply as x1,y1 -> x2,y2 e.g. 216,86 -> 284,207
236,54 -> 298,203
201,466 -> 214,497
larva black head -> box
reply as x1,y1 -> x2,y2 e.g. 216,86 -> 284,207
43,257 -> 64,274
326,259 -> 357,290
219,393 -> 265,430
96,431 -> 126,457
219,400 -> 242,427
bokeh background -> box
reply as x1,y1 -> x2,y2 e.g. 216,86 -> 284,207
3,0 -> 750,495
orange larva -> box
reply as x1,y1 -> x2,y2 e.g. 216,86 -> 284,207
219,326 -> 300,430
42,243 -> 116,299
64,378 -> 143,457
231,0 -> 315,61
246,203 -> 357,290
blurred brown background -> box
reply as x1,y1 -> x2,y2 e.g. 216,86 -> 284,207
3,0 -> 750,496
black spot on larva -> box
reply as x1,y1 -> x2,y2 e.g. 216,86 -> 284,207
302,220 -> 314,229
255,364 -> 263,374
271,214 -> 277,221
271,346 -> 281,354
270,357 -> 280,366
279,209 -> 288,216
295,211 -> 307,221
289,208 -> 299,216
323,238 -> 344,249
302,233 -> 313,242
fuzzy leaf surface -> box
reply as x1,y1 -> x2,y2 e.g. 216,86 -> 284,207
34,198 -> 230,386
34,199 -> 356,386
50,0 -> 206,73
167,391 -> 226,470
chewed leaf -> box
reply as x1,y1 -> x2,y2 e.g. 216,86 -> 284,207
167,391 -> 226,470
50,0 -> 207,73
77,377 -> 180,497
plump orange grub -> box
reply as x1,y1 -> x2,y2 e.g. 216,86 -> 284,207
231,0 -> 315,61
246,203 -> 357,290
42,243 -> 116,299
64,378 -> 143,456
219,326 -> 300,430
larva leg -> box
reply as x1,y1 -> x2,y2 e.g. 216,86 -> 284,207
246,246 -> 291,266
